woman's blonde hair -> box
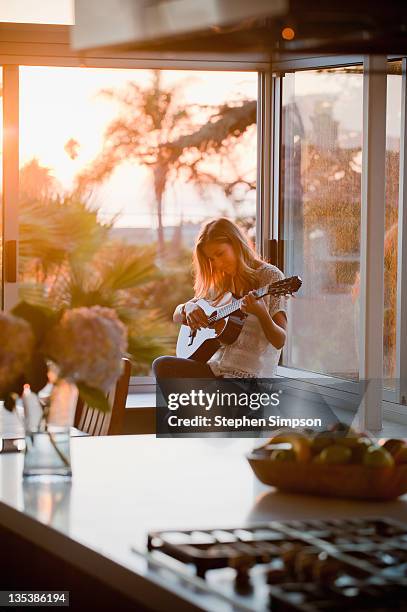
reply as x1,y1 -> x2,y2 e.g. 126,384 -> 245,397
193,217 -> 263,300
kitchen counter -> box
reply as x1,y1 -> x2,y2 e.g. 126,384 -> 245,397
1,435 -> 406,610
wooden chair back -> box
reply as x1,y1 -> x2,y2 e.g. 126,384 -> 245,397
74,358 -> 131,436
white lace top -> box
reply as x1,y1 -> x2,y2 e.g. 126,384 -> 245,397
207,263 -> 287,378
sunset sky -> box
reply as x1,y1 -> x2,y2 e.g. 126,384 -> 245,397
0,0 -> 74,24
19,67 -> 258,228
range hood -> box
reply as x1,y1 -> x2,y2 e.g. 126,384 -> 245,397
72,0 -> 407,55
72,0 -> 286,52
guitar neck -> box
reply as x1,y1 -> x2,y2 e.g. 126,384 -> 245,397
203,275 -> 300,325
212,285 -> 269,322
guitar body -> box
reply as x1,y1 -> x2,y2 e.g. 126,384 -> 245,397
216,309 -> 247,345
176,297 -> 247,362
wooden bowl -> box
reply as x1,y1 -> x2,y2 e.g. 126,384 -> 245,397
247,453 -> 407,501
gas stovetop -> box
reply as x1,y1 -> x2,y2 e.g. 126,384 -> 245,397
145,518 -> 407,611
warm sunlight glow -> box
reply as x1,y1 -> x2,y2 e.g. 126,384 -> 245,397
20,67 -> 257,227
0,0 -> 74,24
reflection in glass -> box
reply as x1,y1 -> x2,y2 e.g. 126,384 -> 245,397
383,62 -> 401,386
23,478 -> 71,532
281,67 -> 363,379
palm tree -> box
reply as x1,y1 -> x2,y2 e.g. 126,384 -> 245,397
76,72 -> 257,255
49,240 -> 173,374
76,71 -> 197,254
19,197 -> 171,372
163,99 -> 257,196
19,197 -> 110,284
20,158 -> 58,202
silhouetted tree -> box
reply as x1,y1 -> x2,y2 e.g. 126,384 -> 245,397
76,71 -> 257,254
20,158 -> 58,202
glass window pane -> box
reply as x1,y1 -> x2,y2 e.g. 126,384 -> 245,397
384,61 -> 401,385
19,66 -> 257,374
281,66 -> 363,379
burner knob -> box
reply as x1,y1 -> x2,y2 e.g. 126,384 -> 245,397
294,549 -> 319,581
312,556 -> 343,584
280,543 -> 304,574
229,555 -> 254,589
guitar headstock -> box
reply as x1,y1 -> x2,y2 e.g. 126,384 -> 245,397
267,275 -> 302,297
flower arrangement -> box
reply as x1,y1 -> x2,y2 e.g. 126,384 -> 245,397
1,301 -> 128,414
46,306 -> 127,394
0,313 -> 34,398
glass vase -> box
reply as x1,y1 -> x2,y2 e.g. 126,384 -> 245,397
22,380 -> 78,479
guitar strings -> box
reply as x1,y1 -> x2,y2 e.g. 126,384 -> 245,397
208,278 -> 297,324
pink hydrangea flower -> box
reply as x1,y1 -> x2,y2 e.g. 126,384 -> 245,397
46,306 -> 128,393
0,313 -> 34,394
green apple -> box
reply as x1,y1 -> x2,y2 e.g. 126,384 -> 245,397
363,446 -> 395,468
270,449 -> 296,462
394,445 -> 407,464
313,453 -> 324,463
319,445 -> 352,464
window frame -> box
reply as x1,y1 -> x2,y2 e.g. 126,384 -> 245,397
2,64 -> 19,311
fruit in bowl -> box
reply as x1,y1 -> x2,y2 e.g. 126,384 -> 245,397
315,444 -> 352,464
363,446 -> 395,468
270,449 -> 296,462
382,438 -> 405,456
395,446 -> 407,464
255,432 -> 311,463
248,428 -> 407,500
382,438 -> 407,464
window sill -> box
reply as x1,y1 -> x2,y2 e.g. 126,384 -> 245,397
126,392 -> 155,408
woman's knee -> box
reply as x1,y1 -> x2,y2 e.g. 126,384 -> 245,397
152,355 -> 175,378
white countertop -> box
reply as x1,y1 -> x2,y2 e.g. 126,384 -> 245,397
1,435 -> 407,610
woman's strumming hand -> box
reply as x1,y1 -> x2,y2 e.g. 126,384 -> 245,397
184,302 -> 209,331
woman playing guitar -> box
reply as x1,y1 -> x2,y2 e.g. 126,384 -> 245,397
152,217 -> 288,380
